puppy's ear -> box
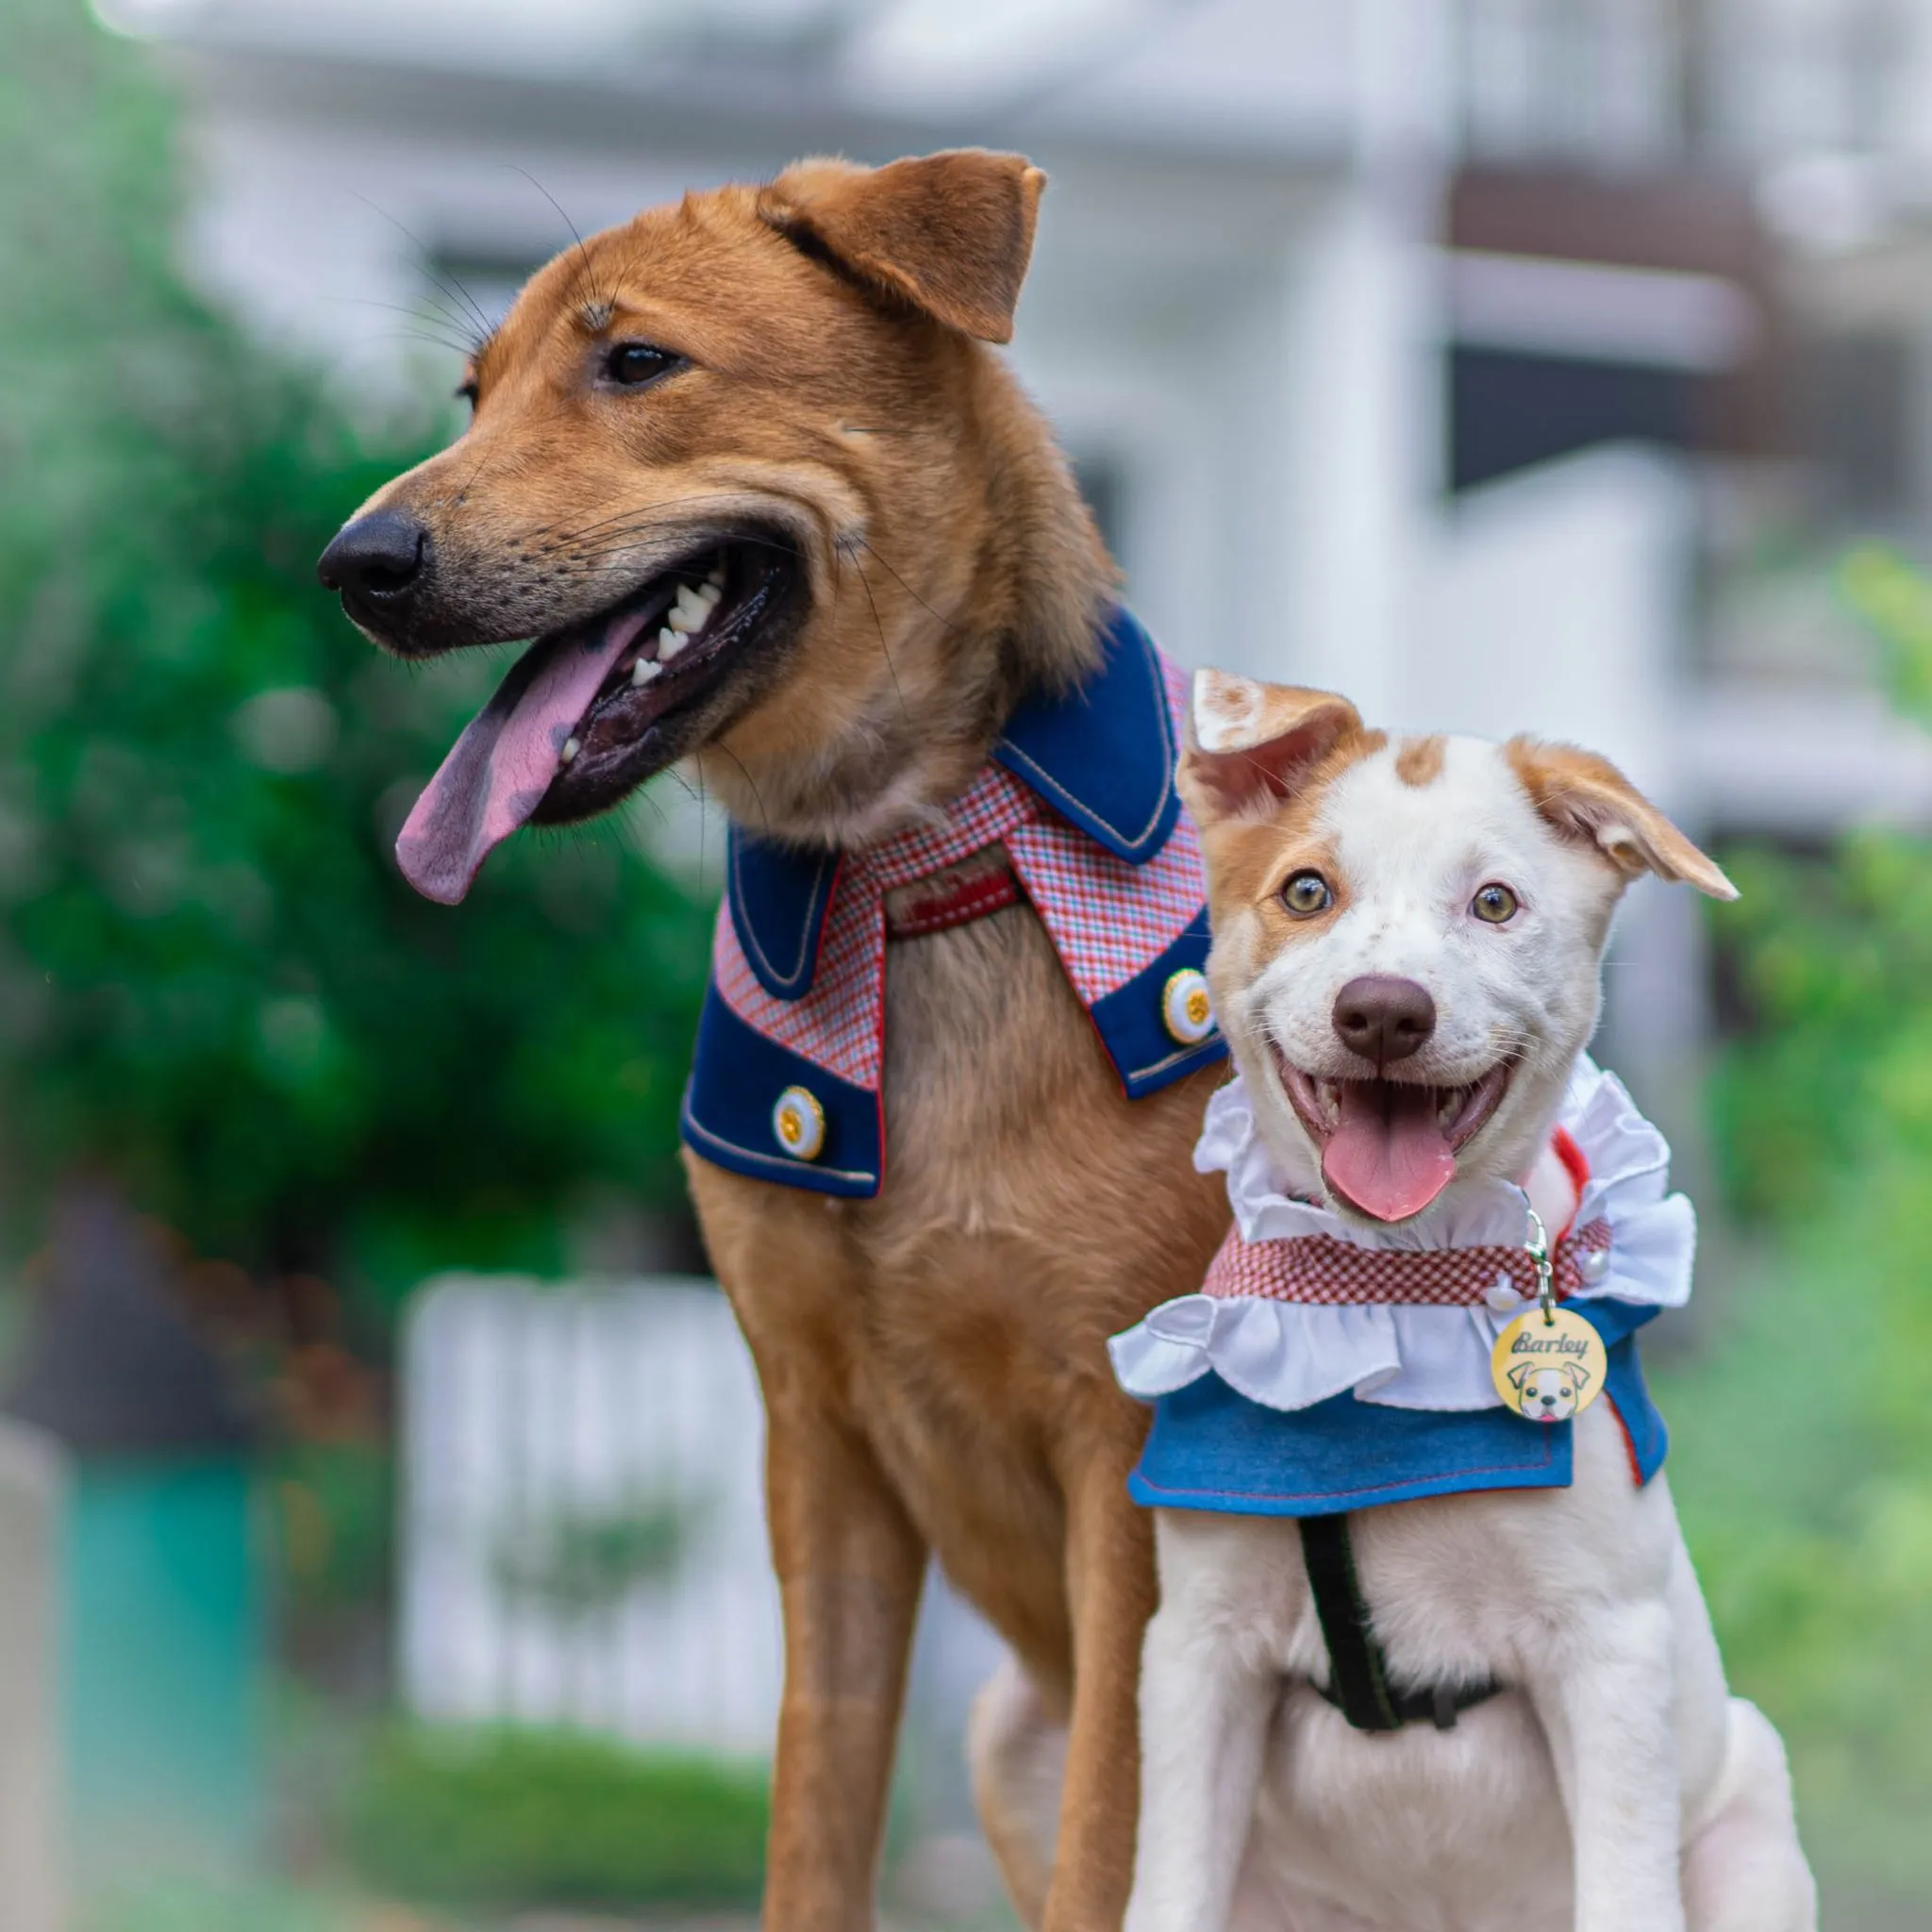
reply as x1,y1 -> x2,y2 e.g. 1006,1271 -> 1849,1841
1507,1362 -> 1534,1391
758,150 -> 1044,343
1564,1362 -> 1591,1392
1179,670 -> 1363,827
1507,741 -> 1737,901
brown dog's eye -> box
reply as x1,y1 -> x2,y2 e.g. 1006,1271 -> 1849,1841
455,378 -> 478,409
1281,871 -> 1333,917
604,342 -> 679,387
1472,883 -> 1519,924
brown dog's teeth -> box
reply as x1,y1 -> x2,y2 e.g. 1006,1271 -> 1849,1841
669,584 -> 709,634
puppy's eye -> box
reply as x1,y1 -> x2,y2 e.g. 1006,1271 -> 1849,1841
1281,870 -> 1333,917
604,342 -> 679,387
1471,883 -> 1518,924
455,378 -> 478,410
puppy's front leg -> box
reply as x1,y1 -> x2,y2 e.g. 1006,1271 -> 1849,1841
760,1391 -> 927,1931
1527,1601 -> 1687,1932
1123,1511 -> 1279,1932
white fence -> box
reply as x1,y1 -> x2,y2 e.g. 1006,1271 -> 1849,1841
401,1272 -> 1007,1825
401,1275 -> 782,1755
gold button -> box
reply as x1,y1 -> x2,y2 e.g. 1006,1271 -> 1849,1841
772,1085 -> 826,1161
1162,968 -> 1216,1046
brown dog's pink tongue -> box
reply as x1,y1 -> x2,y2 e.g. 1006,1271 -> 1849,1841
395,613 -> 648,906
1322,1081 -> 1457,1222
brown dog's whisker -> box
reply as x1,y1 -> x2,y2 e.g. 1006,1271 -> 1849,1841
522,490 -> 827,551
364,326 -> 488,360
852,534 -> 970,641
701,738 -> 775,841
348,191 -> 496,345
324,296 -> 483,357
848,548 -> 910,729
506,163 -> 608,318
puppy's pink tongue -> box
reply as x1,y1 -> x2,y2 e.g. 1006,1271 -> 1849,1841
1322,1081 -> 1457,1222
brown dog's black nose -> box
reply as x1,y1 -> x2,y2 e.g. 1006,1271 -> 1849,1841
317,509 -> 428,625
1332,974 -> 1436,1068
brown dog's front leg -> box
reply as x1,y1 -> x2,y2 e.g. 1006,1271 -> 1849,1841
1043,1438 -> 1158,1932
761,1392 -> 927,1932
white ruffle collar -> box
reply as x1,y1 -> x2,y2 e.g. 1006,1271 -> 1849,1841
1108,1055 -> 1695,1415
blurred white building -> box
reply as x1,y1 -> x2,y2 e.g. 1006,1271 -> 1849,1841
96,0 -> 1932,1839
99,0 -> 1932,1097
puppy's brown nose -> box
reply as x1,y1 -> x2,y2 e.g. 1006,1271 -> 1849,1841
1332,974 -> 1436,1068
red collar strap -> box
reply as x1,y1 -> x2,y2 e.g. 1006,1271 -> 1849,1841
885,848 -> 1022,939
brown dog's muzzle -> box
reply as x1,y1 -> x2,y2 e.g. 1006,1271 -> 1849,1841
320,490 -> 808,905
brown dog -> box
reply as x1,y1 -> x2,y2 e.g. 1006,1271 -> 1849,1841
319,151 -> 1228,1930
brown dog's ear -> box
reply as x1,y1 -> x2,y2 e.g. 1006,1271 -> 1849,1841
758,149 -> 1045,343
1178,669 -> 1363,827
1507,741 -> 1737,901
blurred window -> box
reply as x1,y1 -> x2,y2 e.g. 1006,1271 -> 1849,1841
1444,169 -> 1784,493
1803,327 -> 1912,522
1449,345 -> 1697,492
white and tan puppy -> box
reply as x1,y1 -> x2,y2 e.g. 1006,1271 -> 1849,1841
1120,675 -> 1816,1932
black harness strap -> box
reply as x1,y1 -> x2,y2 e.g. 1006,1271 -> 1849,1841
1298,1513 -> 1402,1731
1297,1513 -> 1501,1734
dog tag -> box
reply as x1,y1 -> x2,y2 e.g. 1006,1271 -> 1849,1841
1491,1307 -> 1608,1424
1490,1206 -> 1608,1424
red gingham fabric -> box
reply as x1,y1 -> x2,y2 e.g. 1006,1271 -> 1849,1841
712,654 -> 1205,1091
1201,1215 -> 1615,1307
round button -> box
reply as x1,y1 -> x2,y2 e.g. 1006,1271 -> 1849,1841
772,1085 -> 825,1161
1575,1243 -> 1610,1286
1162,968 -> 1216,1046
1485,1276 -> 1524,1313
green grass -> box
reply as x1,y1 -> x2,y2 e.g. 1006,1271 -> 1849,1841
342,1727 -> 769,1911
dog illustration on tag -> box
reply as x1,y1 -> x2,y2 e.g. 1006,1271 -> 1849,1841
1490,1305 -> 1609,1420
1506,1358 -> 1591,1423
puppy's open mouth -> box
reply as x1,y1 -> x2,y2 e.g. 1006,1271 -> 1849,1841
395,537 -> 801,904
1275,1057 -> 1511,1223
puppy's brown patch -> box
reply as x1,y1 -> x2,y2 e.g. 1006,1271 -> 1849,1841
1394,734 -> 1445,788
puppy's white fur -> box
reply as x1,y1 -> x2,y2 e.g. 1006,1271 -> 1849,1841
1119,679 -> 1815,1932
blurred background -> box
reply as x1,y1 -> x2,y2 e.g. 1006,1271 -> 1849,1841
3,0 -> 1932,1924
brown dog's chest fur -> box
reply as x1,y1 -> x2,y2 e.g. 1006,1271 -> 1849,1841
690,893 -> 1227,1694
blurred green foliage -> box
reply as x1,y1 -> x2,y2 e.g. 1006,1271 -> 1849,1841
492,1488 -> 696,1618
0,0 -> 711,1299
345,1726 -> 768,1907
1674,539 -> 1932,1920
